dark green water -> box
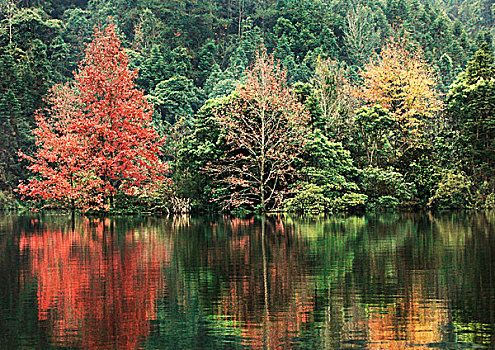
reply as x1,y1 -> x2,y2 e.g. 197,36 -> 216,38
0,212 -> 494,349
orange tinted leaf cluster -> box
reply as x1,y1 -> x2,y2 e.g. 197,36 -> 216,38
18,24 -> 168,211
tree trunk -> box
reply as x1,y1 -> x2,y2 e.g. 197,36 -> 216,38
238,0 -> 242,38
260,102 -> 266,212
261,216 -> 270,346
8,1 -> 12,44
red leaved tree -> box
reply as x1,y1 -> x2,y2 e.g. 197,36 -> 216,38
18,24 -> 167,211
208,50 -> 310,211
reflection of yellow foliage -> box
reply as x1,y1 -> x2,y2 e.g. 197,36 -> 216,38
364,275 -> 449,349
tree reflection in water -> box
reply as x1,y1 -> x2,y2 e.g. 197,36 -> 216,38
5,212 -> 495,349
210,216 -> 316,349
19,217 -> 170,349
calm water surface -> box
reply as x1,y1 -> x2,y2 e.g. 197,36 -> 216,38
0,212 -> 494,349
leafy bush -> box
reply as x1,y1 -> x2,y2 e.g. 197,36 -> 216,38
0,190 -> 19,210
376,195 -> 400,210
485,193 -> 495,209
427,171 -> 473,209
360,166 -> 415,210
285,184 -> 331,213
331,192 -> 368,212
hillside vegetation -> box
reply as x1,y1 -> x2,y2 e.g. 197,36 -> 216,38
0,0 -> 494,213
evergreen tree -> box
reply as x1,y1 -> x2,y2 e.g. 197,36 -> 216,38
203,65 -> 237,99
0,46 -> 31,192
447,43 -> 495,183
151,75 -> 200,126
0,89 -> 21,191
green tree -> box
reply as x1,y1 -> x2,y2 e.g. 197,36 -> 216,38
352,105 -> 398,167
437,53 -> 455,92
447,43 -> 495,183
286,131 -> 364,213
176,96 -> 232,210
203,65 -> 237,99
0,89 -> 21,193
360,166 -> 415,210
151,75 -> 200,126
428,171 -> 473,209
195,39 -> 218,86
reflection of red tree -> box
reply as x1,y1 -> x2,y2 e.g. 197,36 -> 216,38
213,217 -> 315,349
19,218 -> 169,349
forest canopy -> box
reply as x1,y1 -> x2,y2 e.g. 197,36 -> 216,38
0,0 -> 494,213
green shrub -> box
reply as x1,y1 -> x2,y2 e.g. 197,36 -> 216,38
376,195 -> 400,210
427,171 -> 472,209
484,193 -> 495,209
332,192 -> 368,212
0,190 -> 19,210
360,166 -> 415,209
285,184 -> 331,213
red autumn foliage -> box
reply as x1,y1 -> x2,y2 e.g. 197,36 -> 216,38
207,50 -> 310,211
18,24 -> 167,211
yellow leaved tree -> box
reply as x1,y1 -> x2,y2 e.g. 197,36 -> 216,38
358,39 -> 442,158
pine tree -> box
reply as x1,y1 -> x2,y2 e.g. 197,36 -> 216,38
447,43 -> 495,182
0,46 -> 26,192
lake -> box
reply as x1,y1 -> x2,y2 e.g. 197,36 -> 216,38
0,212 -> 494,349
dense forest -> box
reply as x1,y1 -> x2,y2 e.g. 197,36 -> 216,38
0,0 -> 494,213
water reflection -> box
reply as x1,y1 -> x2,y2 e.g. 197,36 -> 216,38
353,278 -> 451,349
19,217 -> 169,349
208,216 -> 316,349
0,212 -> 493,349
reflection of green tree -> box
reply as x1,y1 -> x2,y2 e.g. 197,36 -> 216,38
0,214 -> 50,349
429,211 -> 495,347
287,214 -> 415,288
143,216 -> 249,349
146,274 -> 248,349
